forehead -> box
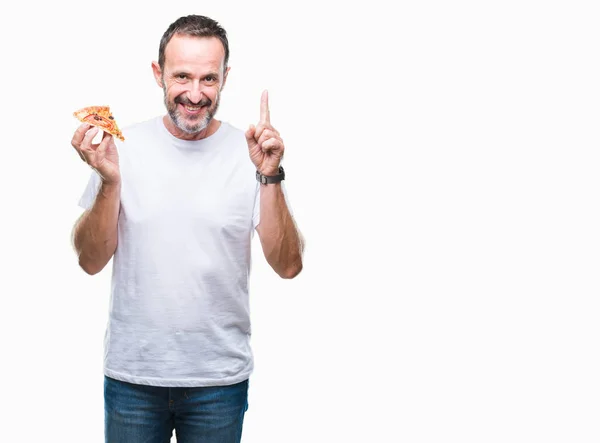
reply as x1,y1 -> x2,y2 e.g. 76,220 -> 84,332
163,34 -> 225,71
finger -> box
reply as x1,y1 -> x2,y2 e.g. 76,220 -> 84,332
79,146 -> 93,165
245,125 -> 257,147
92,130 -> 112,150
260,137 -> 284,154
81,127 -> 100,151
71,123 -> 91,148
72,124 -> 94,162
87,129 -> 112,151
79,128 -> 100,164
254,123 -> 267,142
257,129 -> 282,147
260,89 -> 270,124
254,123 -> 278,141
245,124 -> 256,141
96,133 -> 113,160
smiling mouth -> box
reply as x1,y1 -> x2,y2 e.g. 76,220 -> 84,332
180,103 -> 206,114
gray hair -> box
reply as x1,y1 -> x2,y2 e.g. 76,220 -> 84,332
158,15 -> 229,71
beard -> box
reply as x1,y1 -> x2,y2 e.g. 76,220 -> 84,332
163,83 -> 221,134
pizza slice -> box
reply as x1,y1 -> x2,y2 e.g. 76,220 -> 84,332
73,105 -> 125,141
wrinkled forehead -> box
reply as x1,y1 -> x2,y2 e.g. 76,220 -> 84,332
163,34 -> 226,73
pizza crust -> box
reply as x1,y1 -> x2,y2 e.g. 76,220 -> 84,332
73,105 -> 125,141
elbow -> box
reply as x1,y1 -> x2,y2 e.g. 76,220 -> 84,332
278,242 -> 305,279
77,250 -> 107,275
279,260 -> 303,279
74,238 -> 115,276
75,245 -> 99,275
79,258 -> 102,276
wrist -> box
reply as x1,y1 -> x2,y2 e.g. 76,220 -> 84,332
258,166 -> 281,176
100,180 -> 121,197
256,166 -> 285,185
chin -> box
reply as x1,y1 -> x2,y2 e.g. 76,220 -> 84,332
182,118 -> 211,134
169,111 -> 210,134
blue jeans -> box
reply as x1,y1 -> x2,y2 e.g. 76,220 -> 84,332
104,376 -> 249,443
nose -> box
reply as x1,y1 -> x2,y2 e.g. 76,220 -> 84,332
187,80 -> 203,104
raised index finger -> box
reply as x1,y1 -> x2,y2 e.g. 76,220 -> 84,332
260,89 -> 270,124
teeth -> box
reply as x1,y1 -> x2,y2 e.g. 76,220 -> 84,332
185,105 -> 202,111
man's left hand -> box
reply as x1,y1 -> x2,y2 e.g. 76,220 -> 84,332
245,90 -> 284,176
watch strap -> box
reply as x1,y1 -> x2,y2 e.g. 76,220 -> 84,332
256,166 -> 285,184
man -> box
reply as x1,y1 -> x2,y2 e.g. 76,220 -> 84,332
70,14 -> 304,443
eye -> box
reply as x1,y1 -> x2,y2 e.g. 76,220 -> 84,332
176,74 -> 187,80
205,76 -> 217,83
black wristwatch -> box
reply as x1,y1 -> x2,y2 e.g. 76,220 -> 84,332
256,166 -> 285,185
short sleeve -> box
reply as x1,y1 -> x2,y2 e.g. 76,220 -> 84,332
78,170 -> 102,210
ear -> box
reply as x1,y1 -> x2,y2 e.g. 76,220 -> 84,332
151,61 -> 164,88
221,66 -> 231,90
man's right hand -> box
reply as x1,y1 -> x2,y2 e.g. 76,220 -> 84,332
71,123 -> 121,185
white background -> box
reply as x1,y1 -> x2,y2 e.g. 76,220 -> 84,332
1,0 -> 599,442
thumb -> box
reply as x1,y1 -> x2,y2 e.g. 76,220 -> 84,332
245,125 -> 257,146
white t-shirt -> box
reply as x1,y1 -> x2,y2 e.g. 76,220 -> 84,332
79,116 -> 261,387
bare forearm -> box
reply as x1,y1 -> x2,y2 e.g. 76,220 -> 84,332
73,182 -> 120,275
257,183 -> 304,279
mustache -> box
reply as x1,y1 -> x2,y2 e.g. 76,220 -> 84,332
175,96 -> 212,107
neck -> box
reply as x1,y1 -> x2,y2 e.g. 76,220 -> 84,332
162,116 -> 221,141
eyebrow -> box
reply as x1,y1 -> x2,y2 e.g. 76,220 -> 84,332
171,71 -> 220,80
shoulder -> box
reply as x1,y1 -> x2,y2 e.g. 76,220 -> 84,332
218,121 -> 245,140
121,117 -> 161,139
215,121 -> 250,158
113,117 -> 162,154
217,121 -> 250,155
